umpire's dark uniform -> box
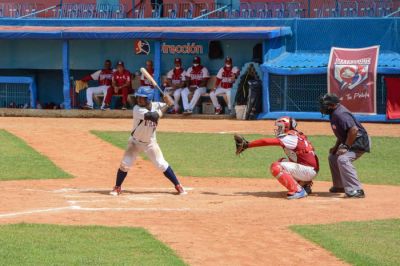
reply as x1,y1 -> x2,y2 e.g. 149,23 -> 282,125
320,94 -> 370,198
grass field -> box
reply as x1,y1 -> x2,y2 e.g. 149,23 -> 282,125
291,219 -> 400,266
92,131 -> 400,185
0,223 -> 186,266
0,130 -> 71,181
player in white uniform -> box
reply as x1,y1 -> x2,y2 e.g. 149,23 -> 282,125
110,87 -> 187,196
210,57 -> 240,114
81,60 -> 114,110
163,58 -> 186,114
181,56 -> 210,114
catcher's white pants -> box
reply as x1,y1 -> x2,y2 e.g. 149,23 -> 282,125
181,87 -> 207,111
280,162 -> 317,182
164,87 -> 182,111
210,88 -> 232,110
86,85 -> 109,107
120,136 -> 169,173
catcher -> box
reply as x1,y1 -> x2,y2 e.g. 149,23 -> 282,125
234,117 -> 319,199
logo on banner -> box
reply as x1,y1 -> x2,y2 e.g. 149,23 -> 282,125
334,59 -> 370,90
161,42 -> 204,54
135,40 -> 150,55
328,46 -> 379,114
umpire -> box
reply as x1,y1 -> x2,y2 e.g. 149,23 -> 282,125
319,93 -> 370,198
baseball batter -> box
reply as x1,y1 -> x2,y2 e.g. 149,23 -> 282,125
110,87 -> 187,196
81,59 -> 114,109
234,117 -> 319,199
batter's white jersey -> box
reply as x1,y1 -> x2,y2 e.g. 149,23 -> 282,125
131,102 -> 166,143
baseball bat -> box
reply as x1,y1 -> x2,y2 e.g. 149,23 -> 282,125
139,67 -> 165,95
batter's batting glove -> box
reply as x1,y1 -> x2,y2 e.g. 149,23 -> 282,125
234,134 -> 249,155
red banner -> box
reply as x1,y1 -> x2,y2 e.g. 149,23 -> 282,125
328,46 -> 379,114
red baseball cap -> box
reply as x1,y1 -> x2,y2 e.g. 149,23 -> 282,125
193,56 -> 201,64
174,58 -> 182,64
225,57 -> 233,64
116,61 -> 124,67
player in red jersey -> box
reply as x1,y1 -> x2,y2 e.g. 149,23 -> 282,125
139,60 -> 155,89
181,56 -> 210,114
81,59 -> 114,110
103,61 -> 132,110
236,117 -> 319,199
163,58 -> 186,114
210,57 -> 240,114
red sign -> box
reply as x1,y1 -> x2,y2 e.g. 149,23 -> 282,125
328,46 -> 379,114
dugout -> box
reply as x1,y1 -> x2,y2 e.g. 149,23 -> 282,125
0,18 -> 399,121
0,19 -> 291,110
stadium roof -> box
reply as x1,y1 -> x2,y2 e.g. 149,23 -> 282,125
262,52 -> 400,74
0,26 -> 292,40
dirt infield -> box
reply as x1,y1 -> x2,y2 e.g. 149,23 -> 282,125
1,117 -> 399,266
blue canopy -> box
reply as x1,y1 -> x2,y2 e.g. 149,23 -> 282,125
262,52 -> 400,75
0,25 -> 292,40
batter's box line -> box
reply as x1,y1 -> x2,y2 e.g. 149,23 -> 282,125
47,187 -> 195,193
0,206 -> 191,219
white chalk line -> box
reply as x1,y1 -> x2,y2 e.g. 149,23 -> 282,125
28,187 -> 194,194
0,206 -> 191,219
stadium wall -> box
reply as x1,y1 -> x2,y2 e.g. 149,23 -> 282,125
0,18 -> 399,121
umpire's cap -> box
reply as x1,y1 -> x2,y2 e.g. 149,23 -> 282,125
319,93 -> 340,115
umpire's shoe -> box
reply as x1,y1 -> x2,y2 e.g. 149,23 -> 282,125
346,189 -> 365,198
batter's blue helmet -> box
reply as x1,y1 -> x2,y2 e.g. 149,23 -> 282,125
135,87 -> 154,102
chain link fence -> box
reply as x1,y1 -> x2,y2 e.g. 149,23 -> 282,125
269,73 -> 400,114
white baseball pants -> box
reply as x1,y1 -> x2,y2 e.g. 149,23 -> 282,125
210,88 -> 232,110
86,85 -> 109,108
181,87 -> 207,111
164,87 -> 182,111
280,162 -> 317,182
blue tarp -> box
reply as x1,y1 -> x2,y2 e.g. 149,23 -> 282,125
262,51 -> 400,75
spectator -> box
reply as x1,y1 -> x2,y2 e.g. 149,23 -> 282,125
210,57 -> 240,114
181,56 -> 210,114
81,59 -> 114,110
103,61 -> 132,110
163,58 -> 186,114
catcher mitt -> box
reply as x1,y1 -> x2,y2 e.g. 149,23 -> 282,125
234,134 -> 249,155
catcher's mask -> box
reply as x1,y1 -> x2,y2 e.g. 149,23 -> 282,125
319,93 -> 340,115
135,87 -> 154,107
274,116 -> 297,137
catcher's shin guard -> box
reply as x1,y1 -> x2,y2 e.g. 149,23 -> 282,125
270,162 -> 301,194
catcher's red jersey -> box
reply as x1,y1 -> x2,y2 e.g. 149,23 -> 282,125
278,131 -> 319,171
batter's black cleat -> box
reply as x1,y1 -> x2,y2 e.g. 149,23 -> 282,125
346,189 -> 365,198
329,186 -> 345,193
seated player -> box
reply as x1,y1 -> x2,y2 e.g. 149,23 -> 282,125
181,56 -> 210,114
234,117 -> 319,199
103,61 -> 132,110
139,60 -> 155,91
210,57 -> 240,114
81,59 -> 114,110
163,58 -> 186,114
110,87 -> 187,196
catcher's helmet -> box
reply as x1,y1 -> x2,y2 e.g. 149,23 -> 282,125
135,87 -> 154,103
319,93 -> 340,115
274,116 -> 297,137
